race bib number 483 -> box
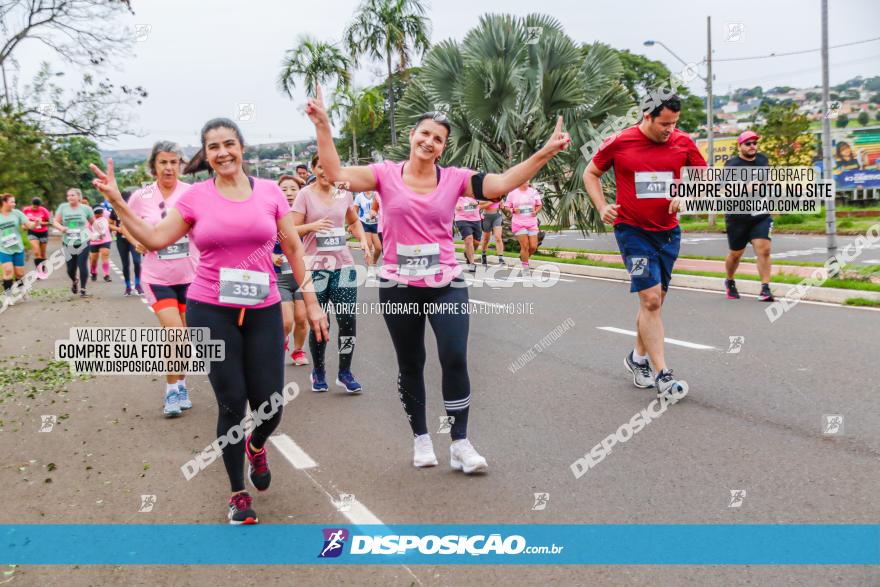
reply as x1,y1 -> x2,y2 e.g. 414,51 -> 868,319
316,227 -> 346,252
634,171 -> 673,199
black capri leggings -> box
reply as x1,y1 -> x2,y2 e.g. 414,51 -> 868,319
64,248 -> 89,290
186,299 -> 285,493
379,279 -> 471,440
115,237 -> 142,284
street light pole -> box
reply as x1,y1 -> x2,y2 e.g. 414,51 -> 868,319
706,16 -> 716,226
820,0 -> 837,260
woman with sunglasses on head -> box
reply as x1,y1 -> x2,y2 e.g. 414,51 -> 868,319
273,174 -> 310,366
306,85 -> 570,474
90,119 -> 328,525
126,142 -> 197,418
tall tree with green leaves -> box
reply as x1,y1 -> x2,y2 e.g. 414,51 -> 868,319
756,103 -> 815,166
278,36 -> 351,99
607,48 -> 707,134
388,14 -> 631,232
330,86 -> 384,164
344,0 -> 431,147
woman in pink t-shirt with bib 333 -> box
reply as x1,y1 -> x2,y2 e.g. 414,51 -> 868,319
90,119 -> 328,526
306,84 -> 571,475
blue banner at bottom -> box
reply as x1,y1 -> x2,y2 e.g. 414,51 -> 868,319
1,525 -> 878,565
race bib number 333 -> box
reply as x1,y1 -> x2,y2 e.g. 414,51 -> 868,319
218,268 -> 270,306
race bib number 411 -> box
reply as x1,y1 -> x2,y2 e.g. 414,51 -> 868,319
634,171 -> 673,199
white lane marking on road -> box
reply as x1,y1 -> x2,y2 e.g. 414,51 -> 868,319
270,433 -> 317,469
270,433 -> 420,582
597,326 -> 716,350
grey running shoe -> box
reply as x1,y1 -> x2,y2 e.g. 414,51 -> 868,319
624,351 -> 655,389
655,369 -> 689,401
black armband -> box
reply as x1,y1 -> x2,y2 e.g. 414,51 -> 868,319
470,172 -> 490,201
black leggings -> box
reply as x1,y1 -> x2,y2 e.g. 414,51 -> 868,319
379,279 -> 471,440
309,268 -> 358,372
65,249 -> 89,290
186,299 -> 284,493
116,237 -> 142,284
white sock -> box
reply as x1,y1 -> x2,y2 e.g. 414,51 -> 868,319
178,378 -> 187,389
166,383 -> 178,395
632,350 -> 648,365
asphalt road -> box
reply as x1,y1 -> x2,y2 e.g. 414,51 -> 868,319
1,244 -> 878,586
541,230 -> 880,264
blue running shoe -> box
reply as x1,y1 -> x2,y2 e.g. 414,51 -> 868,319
163,388 -> 181,417
311,368 -> 329,392
335,370 -> 362,394
177,383 -> 192,410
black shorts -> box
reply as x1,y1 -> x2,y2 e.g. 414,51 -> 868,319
726,215 -> 773,251
455,220 -> 482,240
90,242 -> 111,253
361,221 -> 378,234
147,283 -> 190,313
28,231 -> 49,243
481,212 -> 502,232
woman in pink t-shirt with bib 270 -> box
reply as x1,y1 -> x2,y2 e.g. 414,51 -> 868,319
306,84 -> 571,475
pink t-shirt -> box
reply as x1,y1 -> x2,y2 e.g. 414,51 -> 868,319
454,196 -> 481,222
90,216 -> 112,244
369,160 -> 472,287
129,181 -> 198,286
291,184 -> 355,271
175,178 -> 290,308
507,186 -> 542,228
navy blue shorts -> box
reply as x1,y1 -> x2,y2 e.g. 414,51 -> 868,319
361,221 -> 378,234
614,223 -> 681,293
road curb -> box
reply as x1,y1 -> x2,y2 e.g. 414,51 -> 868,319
453,252 -> 880,305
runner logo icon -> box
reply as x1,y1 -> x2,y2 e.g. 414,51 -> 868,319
630,257 -> 647,277
338,336 -> 356,355
319,528 -> 349,558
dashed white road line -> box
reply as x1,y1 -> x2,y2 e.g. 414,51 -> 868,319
597,326 -> 716,350
270,433 -> 317,469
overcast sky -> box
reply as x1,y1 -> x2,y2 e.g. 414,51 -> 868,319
12,0 -> 880,150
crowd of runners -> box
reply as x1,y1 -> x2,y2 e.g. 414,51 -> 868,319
0,87 -> 782,525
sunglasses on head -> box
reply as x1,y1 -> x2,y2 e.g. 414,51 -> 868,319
743,141 -> 758,146
159,200 -> 166,218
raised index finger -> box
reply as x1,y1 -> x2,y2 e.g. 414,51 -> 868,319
315,83 -> 324,104
107,157 -> 115,178
554,115 -> 563,135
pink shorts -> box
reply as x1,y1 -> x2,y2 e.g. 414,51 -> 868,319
512,220 -> 539,236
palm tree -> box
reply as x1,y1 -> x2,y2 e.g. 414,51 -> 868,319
344,0 -> 431,146
330,86 -> 384,163
389,13 -> 632,233
278,36 -> 351,99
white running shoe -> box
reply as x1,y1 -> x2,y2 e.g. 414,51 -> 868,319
450,439 -> 488,474
413,434 -> 438,468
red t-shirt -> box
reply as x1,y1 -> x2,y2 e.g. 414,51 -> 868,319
22,205 -> 51,233
591,126 -> 707,231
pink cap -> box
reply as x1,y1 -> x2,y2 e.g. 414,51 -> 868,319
738,130 -> 760,144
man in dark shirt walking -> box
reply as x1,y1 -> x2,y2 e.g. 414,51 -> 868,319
723,130 -> 774,301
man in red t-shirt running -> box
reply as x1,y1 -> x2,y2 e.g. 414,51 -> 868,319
583,95 -> 706,399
